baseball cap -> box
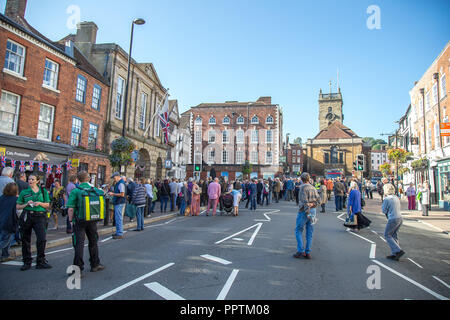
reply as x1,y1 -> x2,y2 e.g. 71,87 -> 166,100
111,172 -> 120,178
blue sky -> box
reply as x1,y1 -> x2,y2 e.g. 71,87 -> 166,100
2,0 -> 449,142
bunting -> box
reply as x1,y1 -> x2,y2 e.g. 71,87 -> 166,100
0,156 -> 5,167
38,162 -> 44,172
56,164 -> 62,174
19,161 -> 26,172
46,164 -> 53,175
10,159 -> 15,170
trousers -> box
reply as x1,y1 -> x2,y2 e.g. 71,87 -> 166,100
72,220 -> 100,271
19,211 -> 48,265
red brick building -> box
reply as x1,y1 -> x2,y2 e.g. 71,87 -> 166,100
183,97 -> 284,181
287,143 -> 303,175
0,0 -> 111,186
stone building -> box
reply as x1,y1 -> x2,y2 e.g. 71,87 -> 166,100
305,88 -> 371,179
0,0 -> 111,187
62,21 -> 170,180
183,97 -> 283,181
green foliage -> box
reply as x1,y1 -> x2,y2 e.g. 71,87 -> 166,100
387,148 -> 411,164
411,158 -> 429,170
108,137 -> 136,169
380,162 -> 392,177
242,161 -> 252,178
364,137 -> 387,149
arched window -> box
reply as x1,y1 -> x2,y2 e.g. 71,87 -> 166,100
236,116 -> 244,124
223,116 -> 230,124
251,116 -> 259,124
209,116 -> 216,125
195,117 -> 202,125
266,115 -> 274,124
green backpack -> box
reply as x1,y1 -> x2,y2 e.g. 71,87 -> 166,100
76,186 -> 106,222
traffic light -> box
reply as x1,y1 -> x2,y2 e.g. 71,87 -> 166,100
194,164 -> 202,172
357,154 -> 365,171
353,161 -> 357,171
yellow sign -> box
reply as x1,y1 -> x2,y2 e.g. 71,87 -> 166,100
0,147 -> 5,157
70,159 -> 80,168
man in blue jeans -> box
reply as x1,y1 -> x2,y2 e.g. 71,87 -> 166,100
108,172 -> 126,239
293,173 -> 320,260
333,178 -> 345,211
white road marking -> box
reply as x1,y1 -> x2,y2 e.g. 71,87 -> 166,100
248,223 -> 263,246
254,209 -> 280,222
347,230 -> 375,244
233,238 -> 244,241
217,269 -> 239,300
407,258 -> 424,269
2,261 -> 36,267
101,237 -> 112,243
200,254 -> 232,265
215,223 -> 262,245
432,276 -> 450,289
337,212 -> 346,221
164,219 -> 177,224
379,236 -> 387,243
144,282 -> 185,300
372,260 -> 449,300
93,263 -> 175,300
370,243 -> 376,259
417,220 -> 447,234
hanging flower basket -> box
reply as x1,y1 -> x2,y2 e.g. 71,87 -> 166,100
411,158 -> 429,170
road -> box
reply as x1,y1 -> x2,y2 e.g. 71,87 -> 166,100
1,197 -> 449,300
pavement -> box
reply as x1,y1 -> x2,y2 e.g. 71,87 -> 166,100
362,193 -> 450,235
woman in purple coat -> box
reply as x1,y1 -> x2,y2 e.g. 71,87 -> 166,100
346,181 -> 371,231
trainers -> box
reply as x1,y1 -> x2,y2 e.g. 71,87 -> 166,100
386,255 -> 397,260
36,262 -> 52,269
395,250 -> 405,260
304,253 -> 312,259
293,252 -> 305,259
90,264 -> 105,272
112,235 -> 124,239
20,264 -> 32,271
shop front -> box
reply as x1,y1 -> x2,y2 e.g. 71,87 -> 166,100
436,159 -> 450,210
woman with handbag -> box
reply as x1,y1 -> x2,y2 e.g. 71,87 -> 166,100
50,179 -> 65,230
16,175 -> 52,270
345,181 -> 371,231
191,181 -> 201,216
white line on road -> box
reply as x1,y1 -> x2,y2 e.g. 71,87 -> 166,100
417,220 -> 447,234
337,212 -> 346,221
200,254 -> 232,265
217,269 -> 239,300
101,237 -> 112,243
144,282 -> 185,300
407,258 -> 424,269
93,263 -> 175,300
233,238 -> 244,241
165,218 -> 177,224
347,230 -> 375,244
248,223 -> 263,246
2,261 -> 36,267
432,276 -> 450,289
215,223 -> 262,245
370,243 -> 376,259
372,260 -> 449,300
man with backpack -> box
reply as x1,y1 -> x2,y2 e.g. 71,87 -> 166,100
67,171 -> 105,275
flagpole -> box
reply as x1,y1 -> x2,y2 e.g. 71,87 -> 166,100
143,91 -> 170,137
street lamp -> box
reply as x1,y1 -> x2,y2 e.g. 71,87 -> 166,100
122,18 -> 146,137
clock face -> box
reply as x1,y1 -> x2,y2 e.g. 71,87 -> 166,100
326,112 -> 335,121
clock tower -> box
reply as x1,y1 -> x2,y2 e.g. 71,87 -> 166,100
318,84 -> 343,131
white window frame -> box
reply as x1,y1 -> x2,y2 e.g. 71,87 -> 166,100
222,149 -> 229,164
139,92 -> 148,130
208,130 -> 216,143
209,117 -> 216,125
236,151 -> 244,164
425,91 -> 430,110
266,151 -> 273,164
441,74 -> 447,98
42,58 -> 59,90
75,75 -> 87,103
71,117 -> 83,147
236,129 -> 244,143
92,84 -> 102,110
0,90 -> 21,135
222,130 -> 229,143
88,123 -> 98,150
115,76 -> 125,119
266,115 -> 274,124
194,130 -> 202,143
251,130 -> 258,143
266,129 -> 273,143
195,117 -> 202,125
251,116 -> 259,124
4,39 -> 26,76
251,151 -> 258,164
208,149 -> 215,163
222,116 -> 230,124
432,83 -> 438,106
236,116 -> 244,124
37,103 -> 55,141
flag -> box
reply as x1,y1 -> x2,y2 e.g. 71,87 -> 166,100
10,159 -> 15,169
0,156 -> 5,167
46,164 -> 53,175
19,161 -> 26,172
158,96 -> 170,144
66,160 -> 72,171
38,162 -> 44,172
56,165 -> 62,174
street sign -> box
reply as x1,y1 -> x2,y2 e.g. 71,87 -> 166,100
440,123 -> 450,136
69,159 -> 79,168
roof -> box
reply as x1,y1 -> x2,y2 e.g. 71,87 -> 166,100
313,121 -> 359,139
73,45 -> 109,86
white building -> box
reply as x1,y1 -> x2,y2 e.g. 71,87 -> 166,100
370,150 -> 388,171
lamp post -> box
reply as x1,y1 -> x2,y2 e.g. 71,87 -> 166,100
122,18 -> 146,138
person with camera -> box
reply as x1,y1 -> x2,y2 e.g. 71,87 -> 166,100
16,175 -> 51,271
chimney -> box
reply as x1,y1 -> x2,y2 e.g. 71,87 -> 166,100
74,21 -> 98,57
5,0 -> 27,22
257,96 -> 272,105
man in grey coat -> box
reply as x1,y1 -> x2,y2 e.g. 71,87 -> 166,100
382,184 -> 405,261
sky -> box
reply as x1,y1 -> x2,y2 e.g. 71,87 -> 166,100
2,0 -> 449,142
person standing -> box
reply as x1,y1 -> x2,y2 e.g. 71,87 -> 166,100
16,172 -> 29,194
346,181 -> 371,231
159,179 -> 170,213
0,183 -> 18,262
293,173 -> 320,260
206,178 -> 221,216
65,175 -> 78,234
179,182 -> 188,216
144,179 -> 153,217
191,180 -> 201,216
249,179 -> 258,211
108,172 -> 126,239
274,178 -> 281,203
201,180 -> 208,207
381,184 -> 405,261
0,167 -> 14,194
419,181 -> 430,216
267,178 -> 273,204
16,175 -> 51,270
256,179 -> 263,205
50,179 -> 65,230
67,171 -> 105,274
132,179 -> 148,231
406,183 -> 416,210
333,178 -> 344,211
318,179 -> 327,213
262,180 -> 270,206
169,178 -> 178,212
326,179 -> 334,201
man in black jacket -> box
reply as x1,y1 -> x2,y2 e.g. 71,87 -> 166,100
257,179 -> 263,205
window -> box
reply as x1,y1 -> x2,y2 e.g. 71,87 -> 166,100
236,151 -> 244,164
208,130 -> 216,143
425,91 -> 430,110
208,149 -> 215,162
209,117 -> 216,125
222,150 -> 229,164
251,130 -> 258,143
251,151 -> 258,164
435,123 -> 440,148
37,104 -> 54,141
71,117 -> 83,146
139,92 -> 147,129
195,130 -> 202,143
42,59 -> 59,89
432,83 -> 438,105
92,85 -> 102,110
339,152 -> 344,164
330,146 -> 338,164
236,130 -> 244,143
266,115 -> 274,124
441,74 -> 447,98
98,165 -> 106,187
266,130 -> 273,143
78,163 -> 89,173
223,116 -> 230,124
237,116 -> 244,124
251,116 -> 259,124
292,157 -> 296,163
115,76 -> 125,119
195,117 -> 202,125
324,152 -> 329,164
419,97 -> 424,116
427,127 -> 432,150
88,123 -> 98,150
4,40 -> 25,76
0,90 -> 20,134
266,151 -> 273,164
298,150 -> 301,156
222,130 -> 229,143
76,75 -> 87,103
297,157 -> 301,163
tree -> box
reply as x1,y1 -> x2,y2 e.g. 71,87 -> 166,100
242,160 -> 252,179
293,137 -> 302,145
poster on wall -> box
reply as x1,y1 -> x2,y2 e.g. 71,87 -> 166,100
250,172 -> 258,179
235,172 -> 243,180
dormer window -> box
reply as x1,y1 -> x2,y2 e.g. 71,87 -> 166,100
195,117 -> 202,125
251,116 -> 259,124
223,116 -> 230,124
266,115 -> 274,124
237,116 -> 244,124
209,117 -> 216,125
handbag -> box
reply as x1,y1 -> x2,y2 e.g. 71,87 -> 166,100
344,212 -> 358,227
125,204 -> 137,218
185,206 -> 191,216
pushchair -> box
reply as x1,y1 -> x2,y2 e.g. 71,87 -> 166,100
221,193 -> 234,215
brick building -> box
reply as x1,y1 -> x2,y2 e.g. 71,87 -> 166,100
183,97 -> 284,181
287,143 -> 303,175
0,0 -> 111,186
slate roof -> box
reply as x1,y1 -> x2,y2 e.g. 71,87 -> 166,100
313,121 -> 359,139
